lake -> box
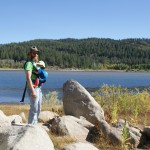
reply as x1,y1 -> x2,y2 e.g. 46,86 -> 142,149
0,70 -> 150,103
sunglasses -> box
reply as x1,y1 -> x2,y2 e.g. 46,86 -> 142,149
31,51 -> 39,54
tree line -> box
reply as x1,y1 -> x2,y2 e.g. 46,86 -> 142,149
0,38 -> 150,70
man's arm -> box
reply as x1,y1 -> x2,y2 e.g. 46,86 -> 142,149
26,70 -> 36,98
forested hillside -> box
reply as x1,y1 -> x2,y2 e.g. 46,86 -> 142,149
0,38 -> 150,70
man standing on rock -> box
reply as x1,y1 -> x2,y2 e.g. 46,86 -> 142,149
24,46 -> 42,124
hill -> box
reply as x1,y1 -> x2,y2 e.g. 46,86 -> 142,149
0,38 -> 150,70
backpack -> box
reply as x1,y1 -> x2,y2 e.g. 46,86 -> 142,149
24,60 -> 48,84
37,68 -> 48,84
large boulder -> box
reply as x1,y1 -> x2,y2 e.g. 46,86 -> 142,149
63,80 -> 104,126
61,141 -> 99,150
50,116 -> 89,141
0,124 -> 54,150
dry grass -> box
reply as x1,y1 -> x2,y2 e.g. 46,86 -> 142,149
47,132 -> 76,150
0,103 -> 63,121
0,104 -> 29,119
96,137 -> 124,150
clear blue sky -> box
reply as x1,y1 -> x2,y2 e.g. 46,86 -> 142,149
0,0 -> 150,44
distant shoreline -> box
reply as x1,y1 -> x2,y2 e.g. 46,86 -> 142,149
0,67 -> 123,72
0,68 -> 149,72
0,68 -> 125,72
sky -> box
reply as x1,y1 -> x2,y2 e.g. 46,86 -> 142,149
0,0 -> 150,44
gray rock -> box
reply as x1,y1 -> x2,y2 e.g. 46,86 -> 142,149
129,131 -> 140,147
99,120 -> 111,135
51,116 -> 89,141
38,111 -> 59,123
61,141 -> 99,150
0,124 -> 54,150
129,127 -> 141,138
19,112 -> 27,123
0,126 -> 12,149
63,80 -> 104,126
98,120 -> 122,145
62,115 -> 94,129
112,119 -> 129,128
109,127 -> 123,145
0,110 -> 11,127
8,115 -> 22,124
112,119 -> 142,146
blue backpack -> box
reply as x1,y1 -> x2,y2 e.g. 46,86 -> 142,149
37,68 -> 48,84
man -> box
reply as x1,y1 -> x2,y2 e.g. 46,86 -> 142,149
24,46 -> 42,124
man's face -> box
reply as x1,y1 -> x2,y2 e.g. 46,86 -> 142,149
31,51 -> 39,62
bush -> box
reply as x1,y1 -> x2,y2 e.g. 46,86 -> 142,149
92,85 -> 150,126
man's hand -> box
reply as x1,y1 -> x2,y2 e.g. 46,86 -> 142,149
31,91 -> 37,98
26,70 -> 37,99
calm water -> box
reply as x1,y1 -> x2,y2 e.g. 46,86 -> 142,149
0,70 -> 150,103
